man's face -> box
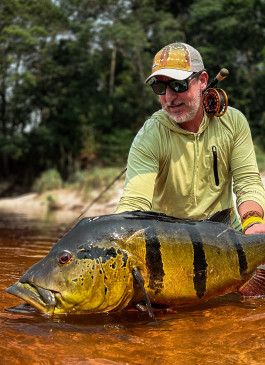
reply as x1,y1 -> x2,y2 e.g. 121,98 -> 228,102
157,72 -> 208,124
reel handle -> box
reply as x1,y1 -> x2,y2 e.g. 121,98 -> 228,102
216,68 -> 229,82
204,68 -> 229,91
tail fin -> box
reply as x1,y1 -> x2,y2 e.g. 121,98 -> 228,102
238,266 -> 265,297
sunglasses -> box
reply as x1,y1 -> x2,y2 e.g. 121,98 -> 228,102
149,71 -> 204,95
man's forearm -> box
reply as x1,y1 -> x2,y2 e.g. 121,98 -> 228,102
238,200 -> 265,235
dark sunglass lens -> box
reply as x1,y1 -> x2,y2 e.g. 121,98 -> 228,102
151,82 -> 166,95
170,80 -> 188,93
150,78 -> 191,95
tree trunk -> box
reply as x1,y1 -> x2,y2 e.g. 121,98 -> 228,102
109,46 -> 117,96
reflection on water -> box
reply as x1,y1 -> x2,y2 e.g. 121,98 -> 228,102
0,210 -> 265,364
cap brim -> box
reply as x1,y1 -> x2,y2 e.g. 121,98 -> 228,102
145,69 -> 193,83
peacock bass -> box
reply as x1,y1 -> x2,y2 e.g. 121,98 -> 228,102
6,210 -> 265,318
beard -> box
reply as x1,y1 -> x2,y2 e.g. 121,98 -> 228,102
162,89 -> 202,124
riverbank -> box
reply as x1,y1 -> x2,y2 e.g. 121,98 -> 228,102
1,172 -> 265,222
0,180 -> 124,222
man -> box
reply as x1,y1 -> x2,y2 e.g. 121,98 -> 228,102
116,42 -> 265,236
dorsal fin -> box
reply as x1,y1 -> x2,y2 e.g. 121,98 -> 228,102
206,208 -> 232,225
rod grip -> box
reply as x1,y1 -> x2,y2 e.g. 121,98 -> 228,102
216,68 -> 229,82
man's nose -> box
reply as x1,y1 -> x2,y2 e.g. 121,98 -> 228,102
165,84 -> 178,101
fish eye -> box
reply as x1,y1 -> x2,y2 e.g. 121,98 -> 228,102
59,251 -> 72,264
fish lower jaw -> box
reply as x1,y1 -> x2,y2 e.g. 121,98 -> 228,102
6,281 -> 58,315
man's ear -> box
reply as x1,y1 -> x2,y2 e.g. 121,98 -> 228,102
199,71 -> 208,91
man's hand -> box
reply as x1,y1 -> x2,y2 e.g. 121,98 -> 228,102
238,201 -> 265,235
244,223 -> 265,235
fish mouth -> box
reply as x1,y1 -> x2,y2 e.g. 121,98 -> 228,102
6,281 -> 57,314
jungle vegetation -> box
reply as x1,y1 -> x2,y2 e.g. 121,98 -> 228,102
1,0 -> 265,194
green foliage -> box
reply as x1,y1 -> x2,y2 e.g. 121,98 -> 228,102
1,0 -> 265,193
187,0 -> 265,132
71,166 -> 123,189
32,169 -> 63,194
66,166 -> 125,201
46,193 -> 61,210
100,129 -> 135,165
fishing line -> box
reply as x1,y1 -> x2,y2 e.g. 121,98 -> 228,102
65,167 -> 127,231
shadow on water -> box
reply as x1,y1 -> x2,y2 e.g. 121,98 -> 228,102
1,209 -> 265,364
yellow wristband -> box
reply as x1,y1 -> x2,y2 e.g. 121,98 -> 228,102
242,216 -> 264,231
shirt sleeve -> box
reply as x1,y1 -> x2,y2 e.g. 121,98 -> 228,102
116,120 -> 160,213
231,110 -> 265,211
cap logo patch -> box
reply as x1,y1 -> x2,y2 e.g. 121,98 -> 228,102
152,44 -> 191,73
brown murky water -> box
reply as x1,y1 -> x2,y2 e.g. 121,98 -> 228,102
0,210 -> 265,365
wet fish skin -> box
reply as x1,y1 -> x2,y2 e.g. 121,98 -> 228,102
6,210 -> 265,315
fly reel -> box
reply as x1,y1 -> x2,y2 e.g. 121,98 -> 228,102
203,88 -> 228,117
202,68 -> 229,117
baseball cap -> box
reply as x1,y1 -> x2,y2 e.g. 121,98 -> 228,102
145,42 -> 205,83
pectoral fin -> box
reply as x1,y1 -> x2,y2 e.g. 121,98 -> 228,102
132,268 -> 156,320
238,267 -> 265,297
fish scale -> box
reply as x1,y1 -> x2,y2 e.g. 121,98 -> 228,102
118,214 -> 265,305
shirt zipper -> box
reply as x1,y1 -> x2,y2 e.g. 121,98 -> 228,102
212,145 -> 219,186
193,134 -> 200,205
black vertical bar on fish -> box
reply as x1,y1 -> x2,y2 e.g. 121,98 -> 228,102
144,226 -> 165,294
228,230 -> 248,278
187,226 -> 208,298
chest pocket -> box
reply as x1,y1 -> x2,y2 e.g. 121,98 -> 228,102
206,144 -> 231,189
212,146 -> 219,186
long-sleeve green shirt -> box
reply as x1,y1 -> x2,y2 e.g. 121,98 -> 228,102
116,107 -> 265,229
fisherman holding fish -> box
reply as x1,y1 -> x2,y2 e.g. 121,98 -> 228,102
6,43 -> 265,316
116,42 -> 265,237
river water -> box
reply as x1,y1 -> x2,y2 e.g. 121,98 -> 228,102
0,209 -> 264,365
